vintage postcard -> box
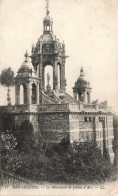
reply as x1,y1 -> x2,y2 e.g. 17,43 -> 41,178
0,0 -> 118,195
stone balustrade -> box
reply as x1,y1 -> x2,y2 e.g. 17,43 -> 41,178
69,103 -> 80,111
83,104 -> 96,110
38,103 -> 69,112
1,102 -> 112,114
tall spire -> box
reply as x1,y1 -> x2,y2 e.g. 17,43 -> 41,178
45,0 -> 50,16
43,0 -> 53,34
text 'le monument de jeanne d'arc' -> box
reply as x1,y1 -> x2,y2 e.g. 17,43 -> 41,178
0,0 -> 115,163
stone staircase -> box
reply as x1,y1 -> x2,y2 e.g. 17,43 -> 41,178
42,90 -> 75,105
42,91 -> 58,104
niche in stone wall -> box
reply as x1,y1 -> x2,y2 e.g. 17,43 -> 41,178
45,65 -> 53,90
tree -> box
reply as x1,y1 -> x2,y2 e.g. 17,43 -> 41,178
0,130 -> 115,183
13,120 -> 34,151
0,67 -> 15,105
1,129 -> 47,181
1,131 -> 18,173
45,140 -> 114,183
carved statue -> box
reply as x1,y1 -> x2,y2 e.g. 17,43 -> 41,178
47,73 -> 50,85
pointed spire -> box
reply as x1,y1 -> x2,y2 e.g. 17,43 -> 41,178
24,50 -> 29,62
45,0 -> 50,16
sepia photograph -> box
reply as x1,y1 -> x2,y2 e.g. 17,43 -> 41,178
0,0 -> 118,195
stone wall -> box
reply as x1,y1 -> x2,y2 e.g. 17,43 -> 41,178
69,112 -> 114,163
38,112 -> 69,143
0,105 -> 115,163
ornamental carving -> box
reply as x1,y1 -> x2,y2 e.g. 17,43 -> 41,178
43,44 -> 53,54
39,113 -> 68,120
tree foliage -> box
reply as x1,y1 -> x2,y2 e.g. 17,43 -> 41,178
44,141 -> 114,183
0,67 -> 15,104
1,131 -> 18,173
13,120 -> 34,151
0,67 -> 14,87
1,129 -> 115,183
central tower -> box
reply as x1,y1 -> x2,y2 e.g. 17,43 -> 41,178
30,0 -> 67,92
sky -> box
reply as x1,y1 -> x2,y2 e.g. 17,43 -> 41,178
0,0 -> 118,112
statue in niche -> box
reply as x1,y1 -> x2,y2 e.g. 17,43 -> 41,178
46,73 -> 51,95
47,73 -> 50,85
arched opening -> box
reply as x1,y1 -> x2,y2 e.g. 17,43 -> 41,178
87,92 -> 90,103
44,65 -> 53,91
20,84 -> 27,104
32,83 -> 37,104
78,92 -> 83,102
57,63 -> 61,90
47,25 -> 49,31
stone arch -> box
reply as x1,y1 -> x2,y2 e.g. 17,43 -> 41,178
42,61 -> 53,91
78,92 -> 83,102
20,83 -> 27,104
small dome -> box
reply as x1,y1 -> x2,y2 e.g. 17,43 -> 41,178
20,61 -> 33,70
75,77 -> 87,88
73,67 -> 91,89
44,15 -> 52,22
18,50 -> 34,72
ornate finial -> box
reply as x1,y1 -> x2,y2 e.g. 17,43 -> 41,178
24,50 -> 29,62
80,66 -> 83,72
80,66 -> 84,77
45,0 -> 50,16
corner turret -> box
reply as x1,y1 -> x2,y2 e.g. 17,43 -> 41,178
73,67 -> 92,103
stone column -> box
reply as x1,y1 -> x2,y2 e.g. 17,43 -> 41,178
39,53 -> 42,81
73,91 -> 77,101
60,62 -> 66,91
53,60 -> 58,90
83,92 -> 87,103
27,83 -> 32,105
15,85 -> 20,105
37,82 -> 40,104
42,67 -> 45,91
89,92 -> 91,103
